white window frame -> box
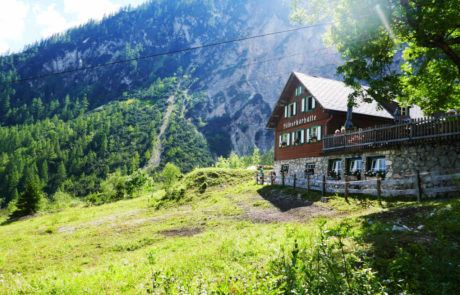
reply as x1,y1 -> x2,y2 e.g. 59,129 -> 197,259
307,125 -> 322,143
370,157 -> 386,172
292,129 -> 305,145
348,158 -> 362,172
279,133 -> 290,147
330,159 -> 342,175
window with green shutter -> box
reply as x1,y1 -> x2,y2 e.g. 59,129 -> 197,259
306,125 -> 322,143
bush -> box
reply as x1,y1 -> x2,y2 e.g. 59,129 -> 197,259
160,163 -> 182,190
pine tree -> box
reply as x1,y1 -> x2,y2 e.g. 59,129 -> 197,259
10,180 -> 42,219
56,161 -> 67,187
130,152 -> 140,174
40,161 -> 49,184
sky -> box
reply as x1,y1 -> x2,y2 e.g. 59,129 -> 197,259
0,0 -> 146,55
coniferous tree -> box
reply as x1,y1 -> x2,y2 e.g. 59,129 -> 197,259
10,180 -> 42,219
56,161 -> 67,188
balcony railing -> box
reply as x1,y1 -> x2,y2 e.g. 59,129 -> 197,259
323,114 -> 460,152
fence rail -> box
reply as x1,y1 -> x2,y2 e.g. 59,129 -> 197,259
323,114 -> 460,152
254,171 -> 460,199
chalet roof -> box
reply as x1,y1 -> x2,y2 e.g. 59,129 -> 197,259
266,72 -> 395,128
294,72 -> 394,118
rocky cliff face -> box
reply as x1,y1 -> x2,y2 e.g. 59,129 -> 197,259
0,0 -> 342,157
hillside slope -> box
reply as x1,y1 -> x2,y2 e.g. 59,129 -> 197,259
1,169 -> 459,294
0,75 -> 213,203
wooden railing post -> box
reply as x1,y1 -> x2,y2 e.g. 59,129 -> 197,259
415,171 -> 422,202
322,175 -> 326,196
282,172 -> 285,186
307,174 -> 310,193
345,177 -> 349,202
293,174 -> 297,190
377,177 -> 382,203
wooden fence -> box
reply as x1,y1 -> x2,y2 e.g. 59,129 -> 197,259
323,113 -> 460,152
254,171 -> 460,200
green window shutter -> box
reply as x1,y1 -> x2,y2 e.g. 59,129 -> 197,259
285,105 -> 288,118
293,102 -> 297,116
287,133 -> 291,146
312,97 -> 316,109
279,135 -> 282,147
301,98 -> 305,112
299,86 -> 302,95
318,126 -> 322,141
300,129 -> 305,143
307,128 -> 311,142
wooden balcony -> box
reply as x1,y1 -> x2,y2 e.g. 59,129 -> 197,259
323,114 -> 460,153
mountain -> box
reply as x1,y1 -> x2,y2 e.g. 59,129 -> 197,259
0,0 -> 342,204
0,0 -> 341,153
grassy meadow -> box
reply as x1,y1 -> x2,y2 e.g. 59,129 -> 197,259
0,169 -> 459,294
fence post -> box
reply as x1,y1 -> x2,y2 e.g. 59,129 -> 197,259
270,172 -> 274,185
261,171 -> 264,185
293,174 -> 297,190
282,172 -> 285,186
307,174 -> 310,193
415,171 -> 422,202
377,177 -> 381,203
345,177 -> 349,202
322,175 -> 326,196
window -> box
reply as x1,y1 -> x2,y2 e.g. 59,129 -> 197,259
401,106 -> 410,117
292,129 -> 305,145
368,157 -> 386,172
328,159 -> 342,179
278,133 -> 291,147
295,85 -> 303,96
307,96 -> 316,111
305,163 -> 315,176
284,102 -> 297,118
346,158 -> 362,179
281,164 -> 289,173
301,95 -> 316,112
347,158 -> 362,173
306,125 -> 322,143
366,156 -> 386,178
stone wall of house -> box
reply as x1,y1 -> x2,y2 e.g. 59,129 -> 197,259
273,141 -> 460,197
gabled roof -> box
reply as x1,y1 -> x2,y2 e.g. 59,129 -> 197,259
266,72 -> 394,129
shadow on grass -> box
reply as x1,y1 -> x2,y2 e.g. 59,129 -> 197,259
354,201 -> 460,295
256,185 -> 322,212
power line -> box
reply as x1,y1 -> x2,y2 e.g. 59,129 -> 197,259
61,47 -> 341,103
1,22 -> 333,86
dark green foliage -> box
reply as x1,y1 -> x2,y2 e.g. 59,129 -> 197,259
0,76 -> 217,207
10,181 -> 42,219
161,113 -> 214,173
200,115 -> 233,157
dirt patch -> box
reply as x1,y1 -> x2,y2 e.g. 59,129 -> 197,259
236,189 -> 338,223
159,227 -> 203,237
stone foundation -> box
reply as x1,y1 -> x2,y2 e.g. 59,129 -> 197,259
274,141 -> 460,196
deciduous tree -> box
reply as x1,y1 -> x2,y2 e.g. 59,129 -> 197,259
291,0 -> 460,113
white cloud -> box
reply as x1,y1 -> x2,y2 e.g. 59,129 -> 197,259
0,0 -> 29,54
64,0 -> 121,23
35,4 -> 71,38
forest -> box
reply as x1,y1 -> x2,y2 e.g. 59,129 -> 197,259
0,74 -> 221,209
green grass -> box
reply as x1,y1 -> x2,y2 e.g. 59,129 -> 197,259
0,168 -> 458,294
